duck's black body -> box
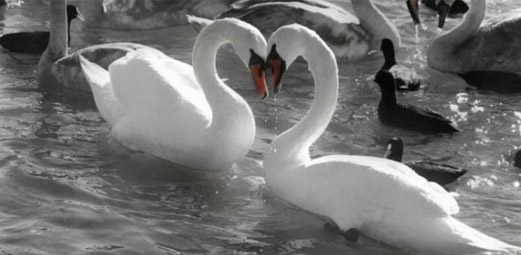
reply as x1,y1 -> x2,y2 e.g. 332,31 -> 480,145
380,38 -> 421,91
375,70 -> 459,134
0,5 -> 80,54
422,0 -> 469,15
385,137 -> 467,186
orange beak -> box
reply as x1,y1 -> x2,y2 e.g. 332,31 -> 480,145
250,64 -> 268,99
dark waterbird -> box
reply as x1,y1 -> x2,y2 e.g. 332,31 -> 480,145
384,137 -> 467,186
514,149 -> 521,169
374,70 -> 459,134
380,38 -> 421,91
0,5 -> 83,54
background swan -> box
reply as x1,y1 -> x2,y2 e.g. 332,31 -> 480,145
264,24 -> 519,254
38,0 -> 162,93
80,0 -> 236,30
422,0 -> 521,75
217,0 -> 400,61
0,5 -> 82,54
80,18 -> 268,171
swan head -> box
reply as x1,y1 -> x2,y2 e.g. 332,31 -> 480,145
436,0 -> 454,28
266,24 -> 310,94
224,18 -> 269,99
406,0 -> 420,25
384,137 -> 404,162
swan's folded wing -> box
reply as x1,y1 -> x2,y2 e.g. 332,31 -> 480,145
109,51 -> 212,128
295,156 -> 459,227
79,56 -> 126,125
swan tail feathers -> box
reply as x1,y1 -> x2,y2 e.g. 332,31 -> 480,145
79,55 -> 125,125
380,216 -> 520,254
186,15 -> 212,32
79,55 -> 110,90
445,217 -> 521,254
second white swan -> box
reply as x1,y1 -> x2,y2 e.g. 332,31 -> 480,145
264,23 -> 520,255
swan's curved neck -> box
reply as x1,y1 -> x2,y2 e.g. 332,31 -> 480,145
43,0 -> 68,62
192,22 -> 245,110
38,0 -> 67,82
268,33 -> 339,167
427,0 -> 486,72
352,0 -> 400,47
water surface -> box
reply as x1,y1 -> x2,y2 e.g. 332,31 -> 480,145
0,0 -> 520,254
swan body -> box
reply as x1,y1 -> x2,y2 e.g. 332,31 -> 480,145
264,24 -> 518,254
218,0 -> 400,61
375,70 -> 459,134
38,0 -> 161,94
80,0 -> 235,30
384,137 -> 467,186
80,18 -> 268,171
0,5 -> 82,54
427,0 -> 521,74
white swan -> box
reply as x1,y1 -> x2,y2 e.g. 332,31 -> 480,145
80,18 -> 268,171
38,0 -> 163,93
217,0 -> 400,61
423,0 -> 521,74
264,24 -> 520,255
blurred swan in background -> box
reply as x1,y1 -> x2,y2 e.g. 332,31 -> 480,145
0,5 -> 82,54
80,18 -> 268,171
408,0 -> 521,93
264,23 -> 520,255
80,0 -> 236,29
38,0 -> 163,93
216,0 -> 400,61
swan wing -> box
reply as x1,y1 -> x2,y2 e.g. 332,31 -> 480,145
108,51 -> 212,128
79,56 -> 126,125
277,155 -> 459,230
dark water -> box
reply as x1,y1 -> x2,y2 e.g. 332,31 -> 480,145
0,0 -> 520,254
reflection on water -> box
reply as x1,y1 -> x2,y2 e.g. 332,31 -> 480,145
0,0 -> 521,254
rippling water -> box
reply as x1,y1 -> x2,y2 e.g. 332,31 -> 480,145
0,0 -> 520,254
